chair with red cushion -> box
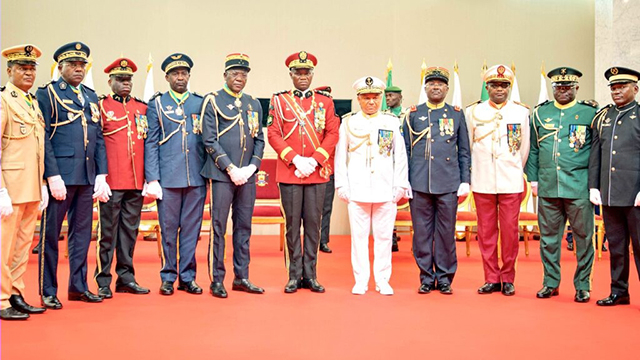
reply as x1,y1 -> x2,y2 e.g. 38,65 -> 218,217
518,177 -> 538,256
252,156 -> 286,251
455,193 -> 477,256
394,197 -> 413,239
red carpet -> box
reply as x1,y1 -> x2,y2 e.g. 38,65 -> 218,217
2,235 -> 639,360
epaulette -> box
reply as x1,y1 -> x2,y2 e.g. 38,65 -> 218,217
314,89 -> 332,98
315,86 -> 331,93
453,105 -> 461,112
409,105 -> 417,112
98,94 -> 107,100
341,111 -> 355,120
134,96 -> 147,105
595,104 -> 613,116
514,101 -> 530,110
149,91 -> 162,101
0,86 -> 4,92
580,99 -> 599,108
466,99 -> 482,108
534,100 -> 551,109
250,94 -> 256,100
192,91 -> 203,98
208,91 -> 218,96
274,90 -> 288,95
39,80 -> 53,89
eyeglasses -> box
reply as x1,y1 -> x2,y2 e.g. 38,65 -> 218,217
488,82 -> 510,89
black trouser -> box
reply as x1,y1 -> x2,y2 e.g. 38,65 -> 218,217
602,206 -> 640,295
208,180 -> 255,283
94,190 -> 144,288
279,183 -> 325,280
320,175 -> 335,245
410,191 -> 458,286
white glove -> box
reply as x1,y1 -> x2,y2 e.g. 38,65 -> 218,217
589,188 -> 602,206
0,188 -> 14,219
38,185 -> 49,211
241,164 -> 257,181
47,175 -> 67,201
146,180 -> 163,200
93,174 -> 112,203
392,187 -> 405,203
337,187 -> 350,203
292,155 -> 315,178
228,166 -> 247,186
634,191 -> 640,207
141,182 -> 149,197
457,182 -> 470,197
530,181 -> 538,197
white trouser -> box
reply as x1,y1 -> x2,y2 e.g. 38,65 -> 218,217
348,201 -> 397,286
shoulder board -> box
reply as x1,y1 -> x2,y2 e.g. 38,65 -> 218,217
39,81 -> 53,89
133,96 -> 147,105
465,99 -> 482,108
534,100 -> 551,109
514,101 -> 530,109
98,94 -> 107,100
595,104 -> 613,116
250,94 -> 256,100
314,89 -> 332,98
274,90 -> 288,96
341,111 -> 355,120
315,86 -> 331,93
0,86 -> 4,92
453,105 -> 461,112
149,91 -> 162,101
409,105 -> 417,112
579,99 -> 599,108
209,91 -> 218,97
192,92 -> 203,98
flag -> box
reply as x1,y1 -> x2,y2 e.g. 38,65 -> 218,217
51,62 -> 60,81
451,61 -> 462,108
509,62 -> 520,102
381,58 -> 393,111
82,56 -> 95,89
538,61 -> 550,105
143,54 -> 155,102
480,60 -> 488,101
418,59 -> 428,104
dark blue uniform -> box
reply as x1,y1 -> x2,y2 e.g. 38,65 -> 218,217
145,91 -> 206,284
403,102 -> 471,287
37,79 -> 108,297
200,88 -> 264,283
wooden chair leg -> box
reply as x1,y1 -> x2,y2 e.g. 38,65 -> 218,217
280,223 -> 285,251
465,227 -> 471,257
156,227 -> 163,260
524,229 -> 530,256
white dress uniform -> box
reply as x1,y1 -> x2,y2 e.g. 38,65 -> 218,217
335,77 -> 409,294
466,100 -> 530,194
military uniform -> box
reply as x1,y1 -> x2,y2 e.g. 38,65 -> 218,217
144,54 -> 206,288
1,44 -> 47,319
267,52 -> 339,289
37,42 -> 109,303
589,67 -> 640,304
335,76 -> 409,295
403,67 -> 471,290
200,54 -> 264,295
94,58 -> 149,295
466,64 -> 530,292
525,67 -> 597,298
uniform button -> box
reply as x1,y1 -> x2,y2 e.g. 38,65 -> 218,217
430,156 -> 435,160
446,139 -> 451,143
612,150 -> 616,155
611,167 -> 616,171
429,124 -> 433,127
557,152 -> 561,156
186,149 -> 189,153
618,121 -> 622,125
86,157 -> 89,161
557,166 -> 561,170
559,125 -> 563,129
244,135 -> 246,138
132,141 -> 135,145
558,139 -> 562,143
431,139 -> 435,143
446,157 -> 450,161
303,145 -> 306,148
371,170 -> 374,174
614,135 -> 618,140
561,112 -> 564,116
132,152 -> 136,156
243,148 -> 246,151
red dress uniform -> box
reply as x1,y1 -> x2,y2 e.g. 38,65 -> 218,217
99,94 -> 147,190
267,88 -> 339,184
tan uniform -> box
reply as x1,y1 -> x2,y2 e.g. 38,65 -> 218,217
1,81 -> 45,310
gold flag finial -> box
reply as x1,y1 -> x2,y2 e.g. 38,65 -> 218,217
511,61 -> 516,74
454,59 -> 459,73
541,60 -> 546,76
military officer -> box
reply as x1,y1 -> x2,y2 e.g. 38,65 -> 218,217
525,67 -> 597,303
403,67 -> 471,295
37,42 -> 110,309
200,53 -> 265,298
94,58 -> 150,299
465,64 -> 530,296
267,51 -> 339,293
589,66 -> 640,306
335,76 -> 409,296
144,53 -> 206,296
1,44 -> 48,320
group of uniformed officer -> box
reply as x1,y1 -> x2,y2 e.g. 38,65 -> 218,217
2,40 -> 640,320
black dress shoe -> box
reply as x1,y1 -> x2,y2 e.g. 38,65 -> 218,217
210,282 -> 228,298
232,278 -> 265,294
69,291 -> 103,303
602,243 -> 608,252
98,287 -> 113,299
301,278 -> 325,293
41,296 -> 62,309
9,295 -> 46,314
319,243 -> 332,253
116,282 -> 150,295
418,284 -> 433,294
177,280 -> 203,294
159,281 -> 174,296
502,283 -> 515,296
596,293 -> 630,306
567,242 -> 574,251
536,286 -> 559,298
31,242 -> 42,254
438,283 -> 453,295
0,307 -> 29,320
574,290 -> 590,303
477,282 -> 501,294
392,240 -> 399,252
284,279 -> 300,293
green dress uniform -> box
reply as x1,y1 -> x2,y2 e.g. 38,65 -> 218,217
525,96 -> 597,291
